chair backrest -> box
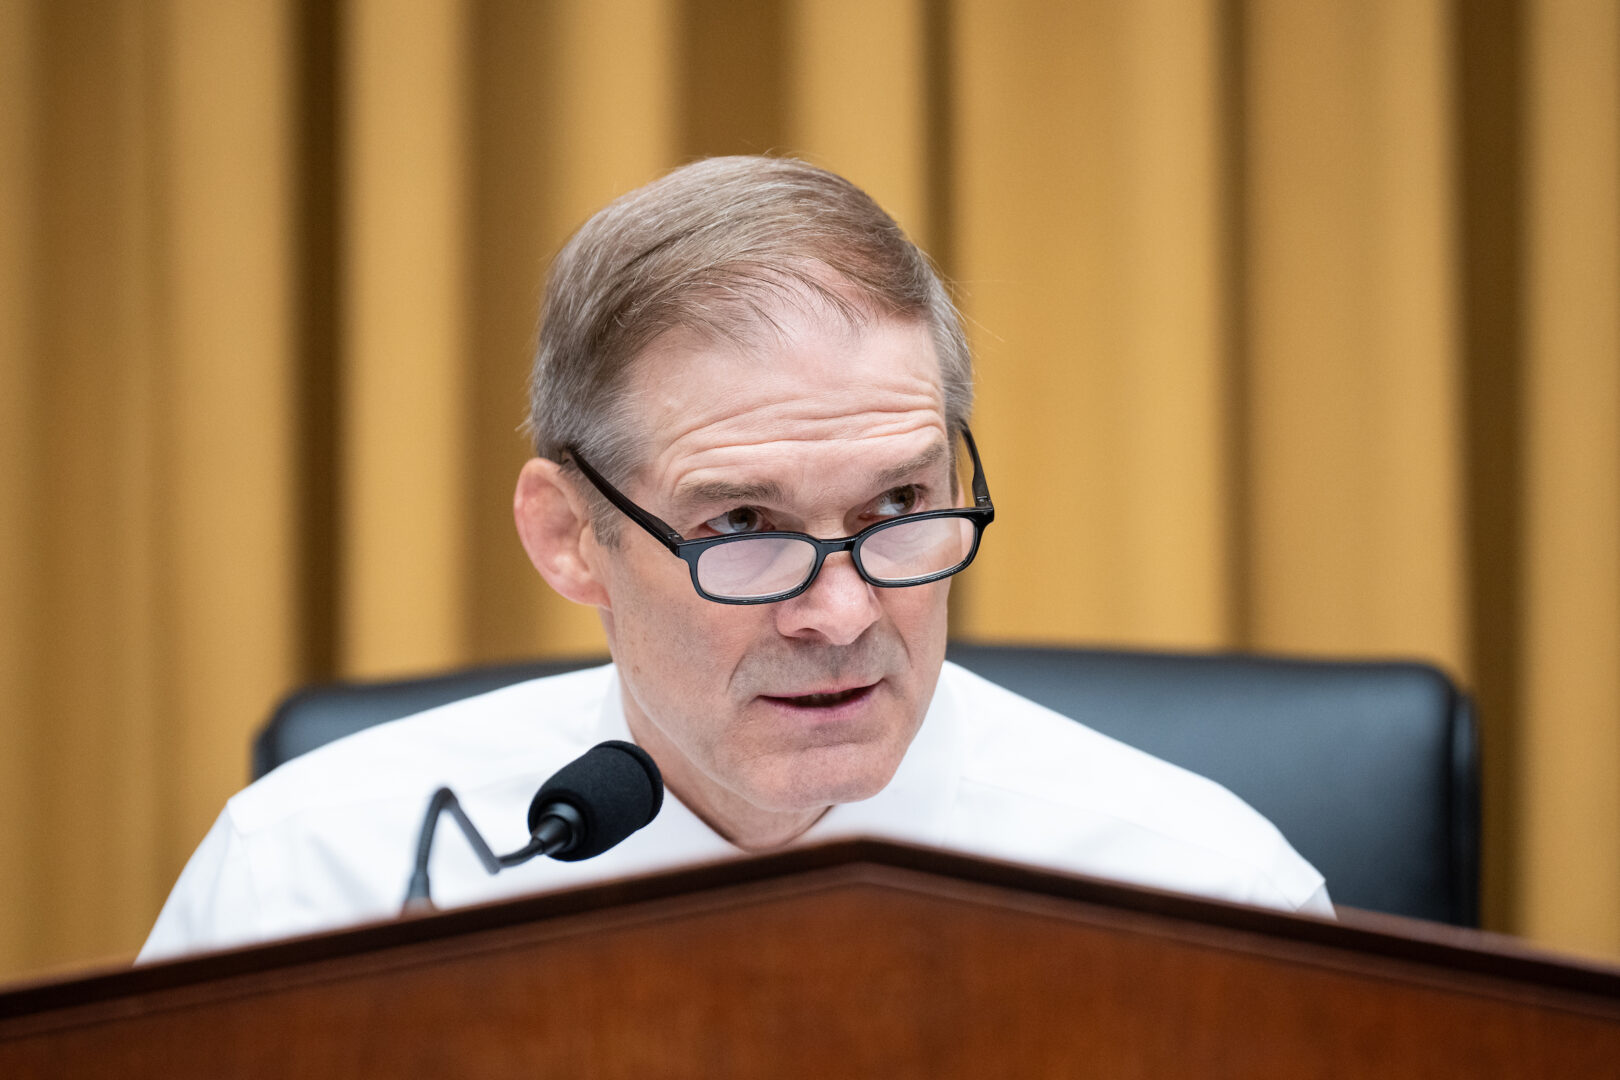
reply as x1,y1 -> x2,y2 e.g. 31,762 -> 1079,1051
943,644 -> 1478,927
254,643 -> 1479,926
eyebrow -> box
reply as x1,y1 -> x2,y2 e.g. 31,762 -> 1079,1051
669,439 -> 951,517
670,477 -> 786,514
872,441 -> 950,488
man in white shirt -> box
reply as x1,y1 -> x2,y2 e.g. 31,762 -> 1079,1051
142,156 -> 1327,962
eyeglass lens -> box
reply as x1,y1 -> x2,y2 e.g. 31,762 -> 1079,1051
860,515 -> 975,582
696,537 -> 818,600
693,515 -> 977,600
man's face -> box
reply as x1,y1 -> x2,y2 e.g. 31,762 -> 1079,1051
589,305 -> 954,845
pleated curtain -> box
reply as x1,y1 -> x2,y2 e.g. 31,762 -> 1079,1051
0,0 -> 1615,978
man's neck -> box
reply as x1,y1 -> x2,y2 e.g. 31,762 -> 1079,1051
686,796 -> 831,853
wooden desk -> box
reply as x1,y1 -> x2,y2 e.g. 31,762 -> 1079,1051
3,840 -> 1616,1078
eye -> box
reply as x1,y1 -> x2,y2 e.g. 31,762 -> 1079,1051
704,506 -> 769,535
871,485 -> 923,518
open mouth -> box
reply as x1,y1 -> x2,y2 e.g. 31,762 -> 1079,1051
765,684 -> 875,709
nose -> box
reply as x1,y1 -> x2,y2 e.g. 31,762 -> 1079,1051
773,551 -> 882,646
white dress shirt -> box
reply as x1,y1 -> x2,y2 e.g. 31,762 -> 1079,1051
139,661 -> 1330,963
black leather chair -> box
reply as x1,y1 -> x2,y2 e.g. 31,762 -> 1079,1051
254,643 -> 1479,926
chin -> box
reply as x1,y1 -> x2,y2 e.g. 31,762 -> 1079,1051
749,742 -> 904,811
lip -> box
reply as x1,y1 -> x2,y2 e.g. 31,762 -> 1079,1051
756,680 -> 882,720
761,679 -> 879,701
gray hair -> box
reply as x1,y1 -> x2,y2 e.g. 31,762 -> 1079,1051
525,156 -> 973,532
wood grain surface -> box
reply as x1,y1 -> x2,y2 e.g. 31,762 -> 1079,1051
2,842 -> 1616,1078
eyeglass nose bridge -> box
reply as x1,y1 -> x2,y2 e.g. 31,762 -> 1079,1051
803,534 -> 869,591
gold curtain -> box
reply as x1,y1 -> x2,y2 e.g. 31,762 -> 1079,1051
1,0 -> 1616,980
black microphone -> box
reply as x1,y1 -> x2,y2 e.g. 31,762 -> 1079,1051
402,740 -> 663,912
526,739 -> 664,860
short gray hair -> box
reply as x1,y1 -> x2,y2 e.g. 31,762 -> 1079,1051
526,156 -> 973,514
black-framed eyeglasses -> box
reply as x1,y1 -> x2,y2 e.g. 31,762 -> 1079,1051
566,428 -> 995,605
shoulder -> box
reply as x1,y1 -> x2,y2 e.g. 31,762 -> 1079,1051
227,662 -> 617,834
140,662 -> 620,961
935,662 -> 1327,913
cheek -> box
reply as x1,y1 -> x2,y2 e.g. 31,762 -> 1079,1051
889,579 -> 952,654
604,556 -> 758,698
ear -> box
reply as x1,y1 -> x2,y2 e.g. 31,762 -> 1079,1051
513,457 -> 611,609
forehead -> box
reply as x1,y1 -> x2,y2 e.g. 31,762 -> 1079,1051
626,307 -> 948,499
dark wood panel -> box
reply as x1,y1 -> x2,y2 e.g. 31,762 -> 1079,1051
2,842 -> 1617,1078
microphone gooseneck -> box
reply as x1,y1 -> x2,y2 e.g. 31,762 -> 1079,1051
402,740 -> 663,913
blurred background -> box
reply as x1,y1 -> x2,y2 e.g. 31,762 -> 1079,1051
1,0 -> 1616,982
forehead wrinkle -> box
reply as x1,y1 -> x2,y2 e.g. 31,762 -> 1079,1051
650,412 -> 943,498
627,312 -> 950,501
656,401 -> 944,472
638,339 -> 944,443
660,429 -> 950,525
656,369 -> 941,427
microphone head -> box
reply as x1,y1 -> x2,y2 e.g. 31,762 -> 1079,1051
527,740 -> 664,861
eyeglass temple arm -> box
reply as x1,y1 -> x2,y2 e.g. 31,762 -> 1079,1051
564,449 -> 686,552
961,426 -> 993,510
